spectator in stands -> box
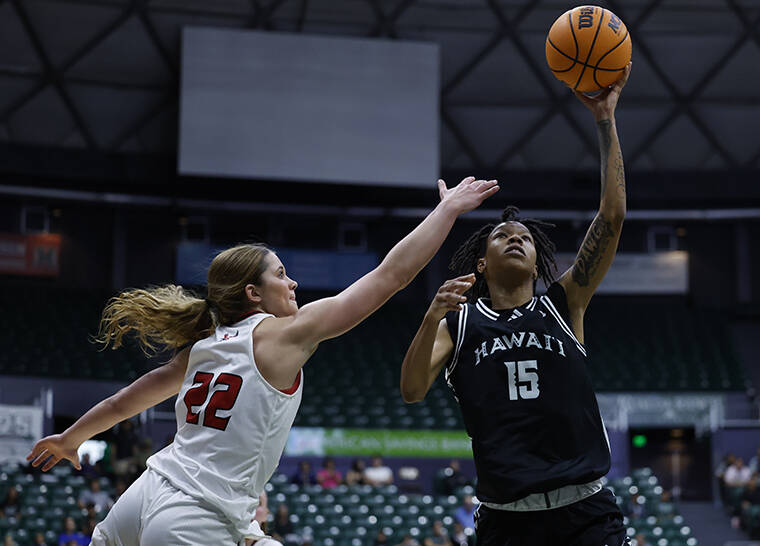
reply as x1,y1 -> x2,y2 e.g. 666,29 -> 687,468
428,520 -> 453,546
364,455 -> 393,486
3,536 -> 16,546
291,460 -> 316,486
345,458 -> 366,486
272,503 -> 299,545
716,453 -> 737,503
750,447 -> 760,474
131,437 -> 154,479
112,419 -> 138,477
316,457 -> 342,489
450,522 -> 469,546
113,479 -> 127,501
82,517 -> 98,538
84,502 -> 99,521
374,530 -> 389,545
77,453 -> 98,480
442,460 -> 469,495
742,473 -> 760,509
58,516 -> 88,546
716,453 -> 736,482
633,532 -> 651,546
78,479 -> 113,512
32,532 -> 48,545
0,486 -> 21,517
95,441 -> 116,481
454,495 -> 476,530
394,535 -> 419,546
725,457 -> 752,488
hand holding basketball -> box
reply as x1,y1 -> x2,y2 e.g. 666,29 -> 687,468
574,62 -> 632,121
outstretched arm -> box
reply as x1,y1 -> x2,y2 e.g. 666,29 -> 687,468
27,348 -> 189,471
559,64 -> 631,337
284,178 -> 498,348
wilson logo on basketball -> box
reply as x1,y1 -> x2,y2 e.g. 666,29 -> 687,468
577,6 -> 595,29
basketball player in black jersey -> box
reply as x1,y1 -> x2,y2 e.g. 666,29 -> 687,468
400,63 -> 632,546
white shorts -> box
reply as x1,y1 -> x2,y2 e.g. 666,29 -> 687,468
90,469 -> 274,546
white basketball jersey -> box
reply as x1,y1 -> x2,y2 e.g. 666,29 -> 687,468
147,312 -> 303,536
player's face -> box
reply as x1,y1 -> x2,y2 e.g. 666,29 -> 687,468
255,253 -> 299,317
481,222 -> 537,284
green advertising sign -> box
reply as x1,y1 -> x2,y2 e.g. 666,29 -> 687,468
285,428 -> 472,458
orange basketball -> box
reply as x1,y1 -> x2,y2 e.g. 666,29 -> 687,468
545,5 -> 632,92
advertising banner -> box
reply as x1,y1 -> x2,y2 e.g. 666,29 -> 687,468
286,427 -> 472,458
0,233 -> 61,277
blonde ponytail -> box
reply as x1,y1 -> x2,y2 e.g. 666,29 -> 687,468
95,285 -> 215,355
95,243 -> 272,355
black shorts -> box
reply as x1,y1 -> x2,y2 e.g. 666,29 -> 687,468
474,488 -> 630,546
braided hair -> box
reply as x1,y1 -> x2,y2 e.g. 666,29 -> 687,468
449,206 -> 558,300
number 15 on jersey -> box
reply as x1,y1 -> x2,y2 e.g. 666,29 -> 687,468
505,360 -> 539,400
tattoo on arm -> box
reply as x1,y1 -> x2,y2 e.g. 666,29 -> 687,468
597,119 -> 613,193
615,149 -> 625,197
572,214 -> 615,287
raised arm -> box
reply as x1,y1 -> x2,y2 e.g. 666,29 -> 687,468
283,178 -> 498,348
559,63 -> 631,336
27,348 -> 190,471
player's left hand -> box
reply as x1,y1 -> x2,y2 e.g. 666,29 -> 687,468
27,434 -> 82,472
438,176 -> 500,216
574,61 -> 631,121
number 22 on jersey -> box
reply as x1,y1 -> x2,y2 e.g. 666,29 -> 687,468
505,360 -> 539,400
183,371 -> 243,431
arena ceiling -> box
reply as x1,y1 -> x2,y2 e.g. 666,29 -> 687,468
0,0 -> 758,186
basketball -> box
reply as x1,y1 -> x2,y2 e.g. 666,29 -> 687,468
545,5 -> 632,92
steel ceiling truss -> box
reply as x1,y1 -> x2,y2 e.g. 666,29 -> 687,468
0,0 -> 756,169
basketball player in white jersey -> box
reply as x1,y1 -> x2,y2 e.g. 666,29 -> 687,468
26,176 -> 499,546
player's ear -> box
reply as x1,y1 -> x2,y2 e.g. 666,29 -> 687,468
533,266 -> 538,281
477,258 -> 486,274
245,284 -> 263,304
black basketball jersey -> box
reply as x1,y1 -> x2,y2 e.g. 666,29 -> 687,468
444,282 -> 610,505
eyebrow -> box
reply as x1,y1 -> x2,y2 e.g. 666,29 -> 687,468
492,227 -> 532,238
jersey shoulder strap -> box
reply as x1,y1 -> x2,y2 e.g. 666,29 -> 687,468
544,282 -> 572,325
540,282 -> 586,357
444,304 -> 470,382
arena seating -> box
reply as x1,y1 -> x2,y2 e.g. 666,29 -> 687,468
607,467 -> 698,546
730,483 -> 760,539
0,462 -> 697,546
0,287 -> 745,432
0,463 -> 113,545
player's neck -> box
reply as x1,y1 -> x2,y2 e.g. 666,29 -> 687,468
486,281 -> 534,311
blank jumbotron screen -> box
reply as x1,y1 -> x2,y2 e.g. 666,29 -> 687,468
179,27 -> 439,187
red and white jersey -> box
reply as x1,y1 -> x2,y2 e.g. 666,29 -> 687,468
147,312 -> 303,536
